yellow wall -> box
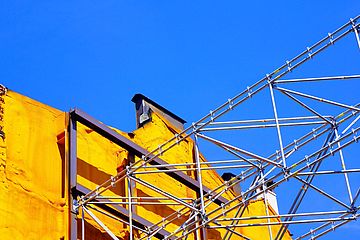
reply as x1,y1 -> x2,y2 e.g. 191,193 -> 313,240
0,90 -> 65,239
0,89 -> 291,240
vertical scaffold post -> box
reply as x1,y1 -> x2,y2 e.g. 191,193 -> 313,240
127,167 -> 134,240
194,133 -> 208,240
69,112 -> 78,240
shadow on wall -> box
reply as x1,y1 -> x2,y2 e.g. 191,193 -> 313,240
136,189 -> 222,239
77,158 -> 125,197
136,189 -> 190,227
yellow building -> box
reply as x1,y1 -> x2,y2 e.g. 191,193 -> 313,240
0,86 -> 291,240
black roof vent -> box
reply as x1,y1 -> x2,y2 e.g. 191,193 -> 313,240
131,94 -> 186,130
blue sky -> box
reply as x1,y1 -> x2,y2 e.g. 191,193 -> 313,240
1,1 -> 360,239
1,1 -> 358,132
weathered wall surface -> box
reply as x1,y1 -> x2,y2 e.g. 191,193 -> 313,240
0,90 -> 66,239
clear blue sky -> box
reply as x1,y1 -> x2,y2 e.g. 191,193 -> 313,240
1,1 -> 360,239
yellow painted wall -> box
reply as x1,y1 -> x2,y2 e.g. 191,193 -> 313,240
0,90 -> 65,239
0,89 -> 291,240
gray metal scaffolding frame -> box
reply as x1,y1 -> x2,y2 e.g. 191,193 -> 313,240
70,15 -> 360,239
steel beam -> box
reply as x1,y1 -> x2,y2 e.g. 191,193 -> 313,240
70,108 -> 228,206
69,112 -> 78,240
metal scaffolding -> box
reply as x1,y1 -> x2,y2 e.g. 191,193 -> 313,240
69,15 -> 360,239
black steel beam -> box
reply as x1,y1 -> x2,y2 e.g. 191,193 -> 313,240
69,114 -> 78,240
70,108 -> 227,206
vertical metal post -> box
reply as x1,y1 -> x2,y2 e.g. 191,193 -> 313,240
194,134 -> 208,240
128,153 -> 137,215
69,113 -> 78,240
268,82 -> 287,169
334,129 -> 353,203
127,169 -> 134,240
194,213 -> 202,240
81,206 -> 85,240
